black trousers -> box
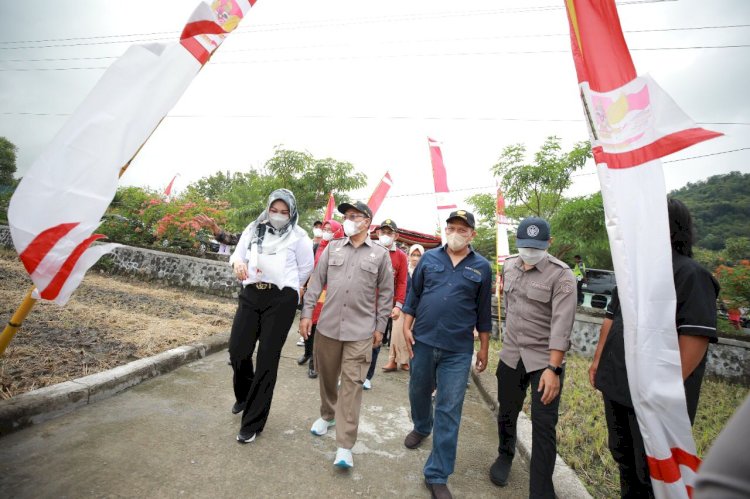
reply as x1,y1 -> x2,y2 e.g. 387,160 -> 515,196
576,280 -> 584,304
497,359 -> 564,499
304,324 -> 317,367
229,285 -> 298,434
602,396 -> 655,499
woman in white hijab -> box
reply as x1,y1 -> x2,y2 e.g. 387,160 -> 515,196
228,188 -> 314,444
382,244 -> 425,372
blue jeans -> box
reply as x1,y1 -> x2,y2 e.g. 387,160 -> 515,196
409,340 -> 473,484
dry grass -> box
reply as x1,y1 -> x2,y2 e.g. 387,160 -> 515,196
0,248 -> 237,399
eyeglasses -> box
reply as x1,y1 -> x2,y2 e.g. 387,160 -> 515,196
444,226 -> 472,236
343,213 -> 367,221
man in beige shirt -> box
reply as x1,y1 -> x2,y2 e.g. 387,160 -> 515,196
489,217 -> 576,499
300,200 -> 394,470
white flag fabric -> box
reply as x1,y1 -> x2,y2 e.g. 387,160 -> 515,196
427,138 -> 457,244
8,0 -> 257,305
565,1 -> 721,497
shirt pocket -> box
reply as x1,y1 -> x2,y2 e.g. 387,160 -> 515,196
461,268 -> 482,291
327,253 -> 345,282
527,286 -> 551,303
423,262 -> 445,287
358,259 -> 379,292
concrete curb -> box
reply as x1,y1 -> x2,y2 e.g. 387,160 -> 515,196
0,332 -> 229,437
471,361 -> 593,499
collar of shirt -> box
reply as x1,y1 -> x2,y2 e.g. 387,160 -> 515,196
440,244 -> 476,259
343,235 -> 373,248
513,253 -> 549,273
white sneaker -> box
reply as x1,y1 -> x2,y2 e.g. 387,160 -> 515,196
363,379 -> 372,390
296,337 -> 305,346
310,417 -> 335,436
334,447 -> 353,469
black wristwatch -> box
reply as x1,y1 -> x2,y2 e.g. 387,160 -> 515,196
546,364 -> 563,376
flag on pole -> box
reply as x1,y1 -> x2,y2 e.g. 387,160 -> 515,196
496,186 -> 511,300
366,171 -> 393,221
427,138 -> 457,244
164,174 -> 180,198
7,0 -> 258,305
565,1 -> 721,497
324,192 -> 335,222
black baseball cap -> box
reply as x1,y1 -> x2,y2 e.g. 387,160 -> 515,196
379,219 -> 398,231
338,200 -> 373,220
446,210 -> 475,229
516,217 -> 551,249
313,220 -> 323,227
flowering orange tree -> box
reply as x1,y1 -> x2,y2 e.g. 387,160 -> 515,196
715,260 -> 750,310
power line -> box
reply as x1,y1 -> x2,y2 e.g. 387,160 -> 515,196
3,111 -> 749,127
0,0 -> 678,47
2,43 -> 749,71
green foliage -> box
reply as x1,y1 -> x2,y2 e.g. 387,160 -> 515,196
724,236 -> 750,262
715,260 -> 750,310
491,136 -> 591,220
670,172 -> 750,250
465,193 -> 499,267
465,193 -> 496,223
550,192 -> 612,269
693,247 -> 724,271
0,137 -> 17,186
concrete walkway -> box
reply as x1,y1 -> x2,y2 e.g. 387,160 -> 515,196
0,323 -> 528,498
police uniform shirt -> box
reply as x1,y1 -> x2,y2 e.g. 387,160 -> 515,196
500,254 -> 577,373
594,252 -> 720,422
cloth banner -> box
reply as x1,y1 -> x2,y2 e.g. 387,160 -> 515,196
564,1 -> 721,497
324,192 -> 335,222
8,0 -> 257,305
427,137 -> 457,244
367,171 -> 393,221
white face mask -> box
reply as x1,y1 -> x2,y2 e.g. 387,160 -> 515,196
269,213 -> 290,229
518,247 -> 547,265
343,219 -> 363,237
446,232 -> 470,252
321,231 -> 334,241
379,235 -> 393,247
313,228 -> 323,238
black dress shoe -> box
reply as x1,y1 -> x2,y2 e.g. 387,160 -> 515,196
297,354 -> 312,365
489,456 -> 512,486
231,401 -> 247,414
404,430 -> 428,449
308,367 -> 318,379
424,480 -> 453,499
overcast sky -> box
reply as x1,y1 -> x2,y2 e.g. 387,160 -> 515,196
1,0 -> 748,233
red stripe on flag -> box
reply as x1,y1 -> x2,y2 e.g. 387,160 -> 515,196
593,128 -> 723,169
647,447 -> 701,484
39,234 -> 106,301
19,222 -> 79,275
180,20 -> 226,40
437,204 -> 457,210
367,171 -> 393,219
324,193 -> 335,222
429,144 -> 450,193
180,38 -> 210,65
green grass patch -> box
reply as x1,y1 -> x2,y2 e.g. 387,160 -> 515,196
486,339 -> 749,498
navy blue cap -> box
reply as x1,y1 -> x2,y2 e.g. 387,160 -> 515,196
516,217 -> 551,249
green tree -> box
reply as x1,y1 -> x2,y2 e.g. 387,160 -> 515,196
491,136 -> 591,220
549,192 -> 612,269
0,137 -> 17,186
724,237 -> 750,263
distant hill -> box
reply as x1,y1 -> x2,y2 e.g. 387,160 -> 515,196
670,171 -> 750,250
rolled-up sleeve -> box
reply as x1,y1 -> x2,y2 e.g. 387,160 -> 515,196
375,253 -> 394,332
549,270 -> 577,352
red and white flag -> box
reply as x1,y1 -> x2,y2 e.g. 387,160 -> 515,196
324,192 -> 335,222
8,0 -> 258,305
164,174 -> 179,198
496,187 -> 511,267
367,171 -> 393,221
427,138 -> 457,244
565,1 -> 721,497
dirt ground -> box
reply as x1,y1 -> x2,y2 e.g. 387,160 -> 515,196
0,248 -> 237,399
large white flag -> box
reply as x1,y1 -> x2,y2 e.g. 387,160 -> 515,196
565,1 -> 721,497
8,0 -> 258,305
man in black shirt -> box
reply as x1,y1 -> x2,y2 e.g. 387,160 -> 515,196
588,198 -> 720,498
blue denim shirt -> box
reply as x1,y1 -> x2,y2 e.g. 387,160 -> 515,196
403,245 -> 492,353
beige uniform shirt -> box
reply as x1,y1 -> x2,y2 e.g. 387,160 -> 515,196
500,254 -> 577,373
302,236 -> 394,342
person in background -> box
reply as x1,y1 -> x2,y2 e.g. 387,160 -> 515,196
228,189 -> 314,444
588,198 -> 720,498
383,243 -> 424,373
195,213 -> 240,246
311,220 -> 324,254
363,218 -> 407,390
572,255 -> 587,306
490,217 -> 577,498
300,201 -> 393,469
403,210 -> 492,499
297,220 -> 325,346
298,219 -> 343,379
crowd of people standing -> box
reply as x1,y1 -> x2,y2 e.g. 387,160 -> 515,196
195,191 -> 723,499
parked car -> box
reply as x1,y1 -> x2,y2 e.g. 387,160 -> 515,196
581,268 -> 616,309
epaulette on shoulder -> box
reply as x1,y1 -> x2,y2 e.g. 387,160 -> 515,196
548,255 -> 571,270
